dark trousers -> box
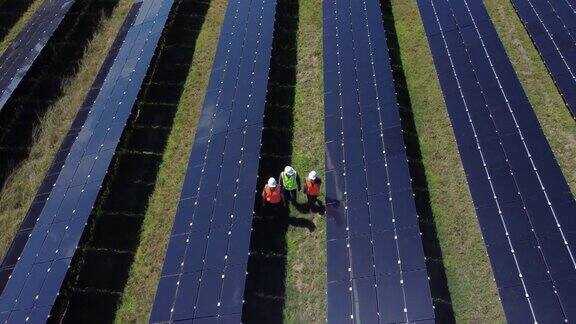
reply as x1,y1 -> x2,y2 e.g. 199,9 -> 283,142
284,188 -> 297,204
307,194 -> 318,212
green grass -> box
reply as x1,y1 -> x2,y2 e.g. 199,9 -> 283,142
0,0 -> 48,55
389,0 -> 505,321
0,0 -> 133,261
484,0 -> 576,193
282,0 -> 326,323
113,1 -> 227,321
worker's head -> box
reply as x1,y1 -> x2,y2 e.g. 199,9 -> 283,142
308,170 -> 317,181
284,166 -> 295,176
267,177 -> 277,188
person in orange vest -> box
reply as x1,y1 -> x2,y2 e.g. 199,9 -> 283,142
262,177 -> 285,207
304,170 -> 322,213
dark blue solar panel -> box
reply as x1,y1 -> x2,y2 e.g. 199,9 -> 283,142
510,0 -> 576,118
323,0 -> 434,322
149,0 -> 277,322
0,0 -> 76,112
417,0 -> 576,322
0,2 -> 140,296
0,0 -> 174,319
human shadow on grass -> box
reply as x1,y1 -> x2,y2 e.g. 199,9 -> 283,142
49,0 -> 212,322
381,1 -> 456,322
242,0 -> 318,322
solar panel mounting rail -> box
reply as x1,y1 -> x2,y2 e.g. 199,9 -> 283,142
0,2 -> 141,296
0,0 -> 175,322
510,0 -> 576,118
149,0 -> 277,322
0,0 -> 76,112
417,0 -> 576,322
323,0 -> 435,322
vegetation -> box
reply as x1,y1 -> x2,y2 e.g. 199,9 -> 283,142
281,0 -> 326,322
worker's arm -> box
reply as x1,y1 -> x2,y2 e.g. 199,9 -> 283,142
278,172 -> 284,186
262,187 -> 267,205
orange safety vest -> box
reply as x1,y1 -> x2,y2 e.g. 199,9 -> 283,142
306,179 -> 320,196
264,185 -> 282,204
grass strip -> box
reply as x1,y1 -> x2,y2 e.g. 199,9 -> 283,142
0,0 -> 133,263
389,0 -> 505,321
484,0 -> 576,193
113,1 -> 227,321
281,0 -> 326,323
0,0 -> 50,55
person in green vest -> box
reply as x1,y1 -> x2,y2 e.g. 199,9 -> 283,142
279,165 -> 301,205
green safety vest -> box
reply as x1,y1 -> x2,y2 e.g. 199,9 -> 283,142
282,171 -> 297,190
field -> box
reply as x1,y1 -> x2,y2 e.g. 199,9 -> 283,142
0,0 -> 575,322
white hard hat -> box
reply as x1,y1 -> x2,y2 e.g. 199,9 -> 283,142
284,166 -> 295,176
308,170 -> 317,180
268,177 -> 277,188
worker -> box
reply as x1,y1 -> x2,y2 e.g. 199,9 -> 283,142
279,165 -> 301,204
304,170 -> 322,213
262,177 -> 284,207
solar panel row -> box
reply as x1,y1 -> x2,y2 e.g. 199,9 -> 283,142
0,0 -> 35,42
417,0 -> 576,322
510,0 -> 576,118
0,0 -> 76,112
0,3 -> 141,296
149,0 -> 277,322
0,0 -> 174,322
323,0 -> 435,322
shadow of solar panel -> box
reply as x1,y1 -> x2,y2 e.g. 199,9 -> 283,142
417,0 -> 576,322
149,0 -> 277,322
0,0 -> 175,319
323,0 -> 434,322
510,0 -> 576,118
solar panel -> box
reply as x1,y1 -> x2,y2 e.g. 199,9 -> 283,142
510,0 -> 576,118
0,0 -> 174,320
323,0 -> 435,322
0,3 -> 141,296
0,0 -> 77,112
417,0 -> 576,322
149,0 -> 277,322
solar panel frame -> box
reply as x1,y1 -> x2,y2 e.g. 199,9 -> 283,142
417,0 -> 576,321
0,2 -> 141,296
149,0 -> 277,322
323,0 -> 435,322
0,0 -> 175,320
510,0 -> 576,118
0,0 -> 77,112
